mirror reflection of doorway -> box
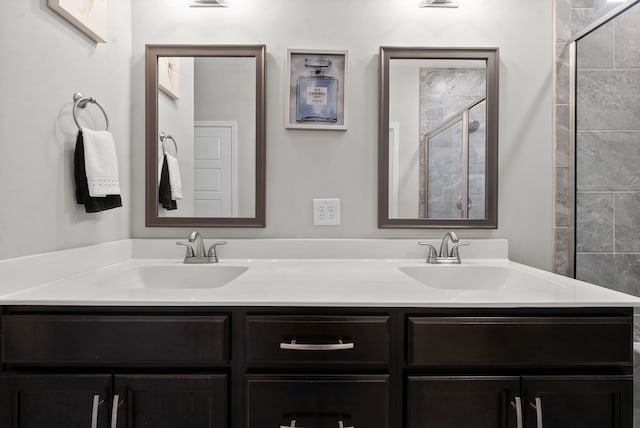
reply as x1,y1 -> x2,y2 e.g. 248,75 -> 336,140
193,121 -> 238,217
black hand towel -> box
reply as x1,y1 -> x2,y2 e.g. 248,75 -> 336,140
74,131 -> 123,213
159,154 -> 177,210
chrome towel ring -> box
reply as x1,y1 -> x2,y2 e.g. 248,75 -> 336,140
73,92 -> 110,131
160,132 -> 178,155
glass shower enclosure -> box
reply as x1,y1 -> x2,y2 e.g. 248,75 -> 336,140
572,0 -> 640,298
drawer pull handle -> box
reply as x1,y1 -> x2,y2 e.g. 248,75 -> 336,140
510,397 -> 523,428
110,394 -> 121,428
529,397 -> 543,428
91,395 -> 101,428
280,417 -> 354,428
280,339 -> 354,351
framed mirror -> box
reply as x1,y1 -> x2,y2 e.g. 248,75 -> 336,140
378,47 -> 499,229
145,44 -> 266,227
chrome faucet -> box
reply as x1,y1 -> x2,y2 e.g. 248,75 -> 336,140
176,231 -> 227,264
439,231 -> 459,260
189,231 -> 206,258
419,232 -> 470,264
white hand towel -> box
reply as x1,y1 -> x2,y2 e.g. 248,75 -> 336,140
165,153 -> 183,200
82,127 -> 121,197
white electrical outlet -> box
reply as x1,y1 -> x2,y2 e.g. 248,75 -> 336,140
313,199 -> 341,226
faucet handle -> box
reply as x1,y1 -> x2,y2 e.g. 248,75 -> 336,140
449,242 -> 470,259
176,241 -> 195,258
418,242 -> 438,263
207,241 -> 228,263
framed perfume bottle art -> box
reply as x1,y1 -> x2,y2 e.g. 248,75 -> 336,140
285,49 -> 349,130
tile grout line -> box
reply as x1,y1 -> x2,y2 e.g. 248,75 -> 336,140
612,192 -> 616,258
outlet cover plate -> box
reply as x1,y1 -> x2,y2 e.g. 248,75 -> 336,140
313,199 -> 341,226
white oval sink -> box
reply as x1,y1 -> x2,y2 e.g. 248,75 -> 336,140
399,265 -> 562,291
92,265 -> 248,289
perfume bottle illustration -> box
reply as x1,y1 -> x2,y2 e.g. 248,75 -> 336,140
296,58 -> 339,123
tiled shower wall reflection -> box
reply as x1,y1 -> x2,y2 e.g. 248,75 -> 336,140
419,68 -> 486,219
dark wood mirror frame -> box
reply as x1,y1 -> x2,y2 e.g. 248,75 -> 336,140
145,44 -> 266,228
378,46 -> 499,229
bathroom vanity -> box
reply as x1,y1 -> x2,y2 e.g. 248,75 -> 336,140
0,306 -> 633,428
0,240 -> 637,428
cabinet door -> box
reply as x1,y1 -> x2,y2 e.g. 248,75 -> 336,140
247,375 -> 389,428
113,374 -> 226,428
523,375 -> 632,428
0,374 -> 111,428
407,376 -> 520,428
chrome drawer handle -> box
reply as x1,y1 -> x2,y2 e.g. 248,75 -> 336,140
111,394 -> 120,428
91,395 -> 101,428
280,339 -> 354,351
529,397 -> 543,428
280,417 -> 354,428
510,397 -> 523,428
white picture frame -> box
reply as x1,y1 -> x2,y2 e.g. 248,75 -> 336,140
285,49 -> 349,131
158,57 -> 181,100
48,0 -> 108,43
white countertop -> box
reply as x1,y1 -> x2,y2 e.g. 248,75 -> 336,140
0,239 -> 638,308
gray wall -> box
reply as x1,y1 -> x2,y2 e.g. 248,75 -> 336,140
574,3 -> 640,296
130,0 -> 554,271
0,0 -> 132,260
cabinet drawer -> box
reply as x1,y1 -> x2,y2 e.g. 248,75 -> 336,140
2,315 -> 229,366
246,375 -> 389,428
407,316 -> 632,367
245,315 -> 390,365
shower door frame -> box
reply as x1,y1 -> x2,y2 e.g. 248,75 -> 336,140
423,96 -> 486,220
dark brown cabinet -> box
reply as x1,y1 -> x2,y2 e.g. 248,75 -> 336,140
407,316 -> 632,367
245,315 -> 390,366
246,375 -> 389,428
0,374 -> 227,428
522,376 -> 632,428
407,375 -> 633,428
114,374 -> 227,428
0,306 -> 633,428
0,374 -> 111,428
2,315 -> 229,366
407,376 -> 520,428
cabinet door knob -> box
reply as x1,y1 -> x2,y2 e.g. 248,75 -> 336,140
280,338 -> 355,351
